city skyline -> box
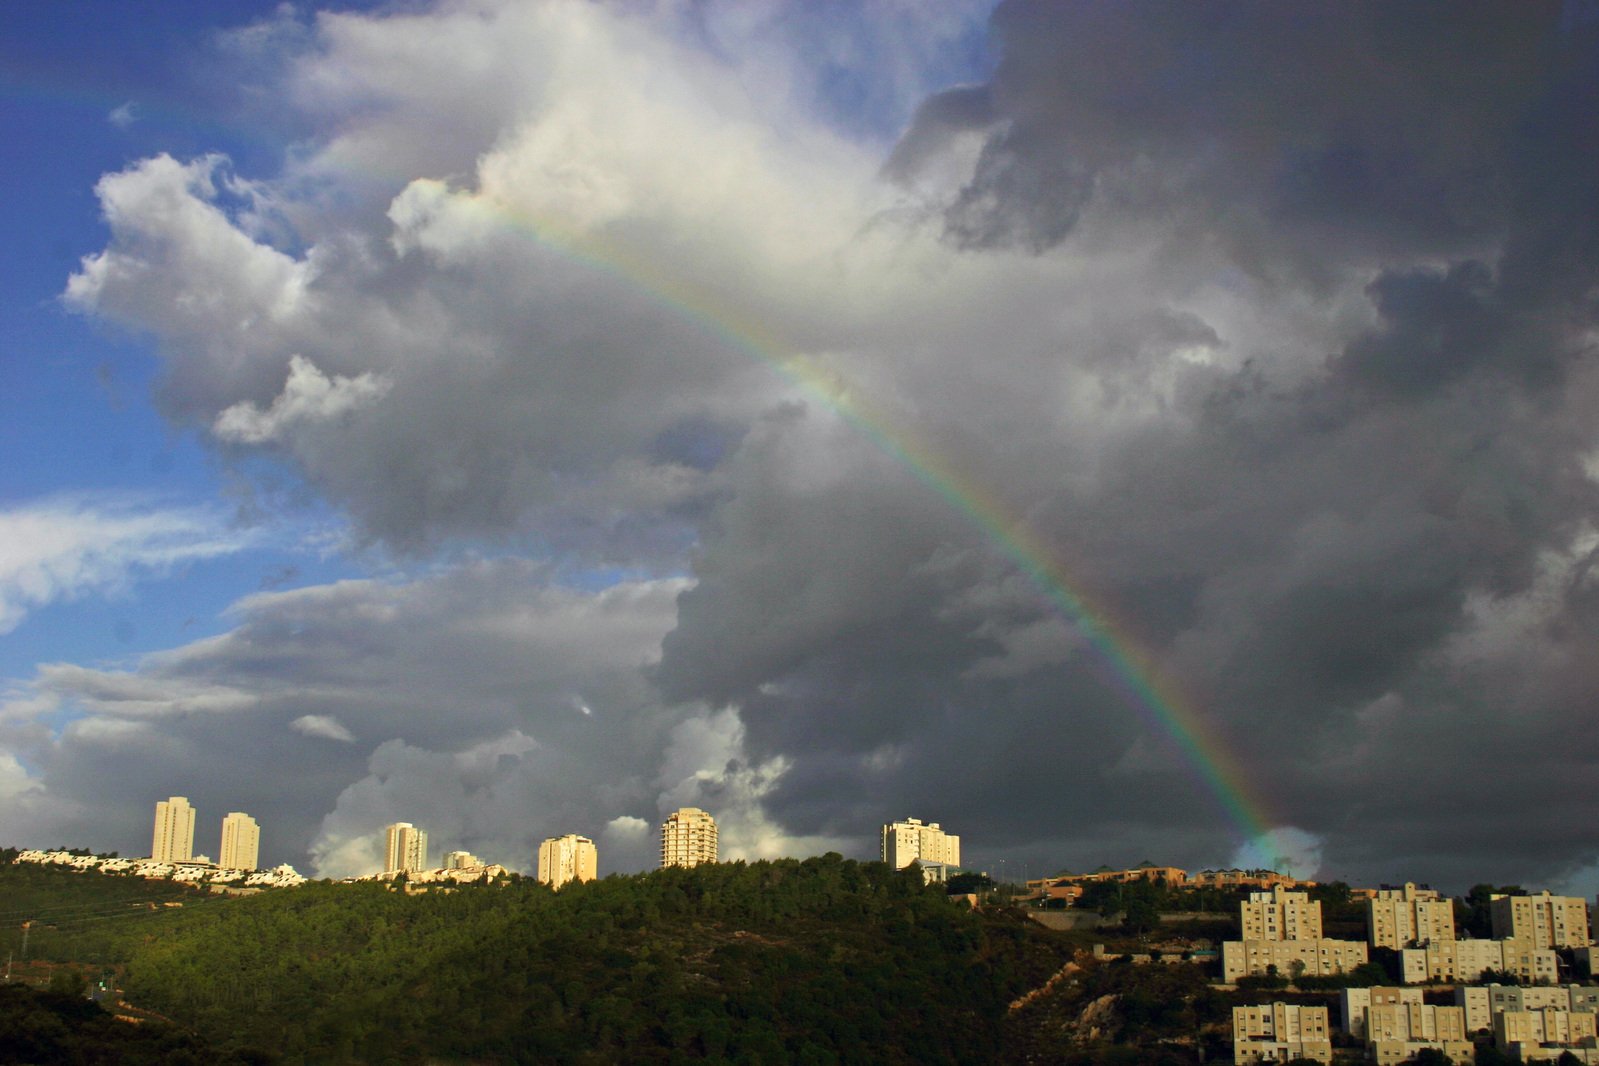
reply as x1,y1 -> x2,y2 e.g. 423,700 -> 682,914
2,4 -> 1598,893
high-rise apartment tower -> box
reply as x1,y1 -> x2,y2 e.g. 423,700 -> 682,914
538,834 -> 598,888
384,822 -> 428,874
660,807 -> 718,868
150,796 -> 196,863
881,817 -> 960,869
219,812 -> 260,871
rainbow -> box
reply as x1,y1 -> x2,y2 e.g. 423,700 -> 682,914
431,186 -> 1282,854
36,43 -> 1284,854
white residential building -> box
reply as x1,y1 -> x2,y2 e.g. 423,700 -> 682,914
1400,938 -> 1560,985
384,822 -> 428,874
880,817 -> 961,870
1241,885 -> 1323,941
1457,984 -> 1599,1033
151,796 -> 196,864
1222,938 -> 1368,983
660,808 -> 718,868
1491,891 -> 1593,949
1367,882 -> 1455,949
219,812 -> 260,872
537,834 -> 598,889
1341,987 -> 1424,1039
1232,1003 -> 1331,1064
1495,1008 -> 1599,1062
1339,988 -> 1470,1064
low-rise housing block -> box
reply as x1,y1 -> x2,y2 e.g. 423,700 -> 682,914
1400,938 -> 1559,985
1458,984 -> 1599,1033
1222,938 -> 1368,983
1232,1003 -> 1331,1064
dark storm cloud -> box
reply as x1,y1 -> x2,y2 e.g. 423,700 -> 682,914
651,1 -> 1599,886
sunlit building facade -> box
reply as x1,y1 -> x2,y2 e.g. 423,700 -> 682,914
660,808 -> 718,868
1232,1003 -> 1331,1064
384,822 -> 428,874
538,834 -> 598,888
219,811 -> 260,871
1458,984 -> 1599,1032
1241,885 -> 1323,941
1490,891 -> 1592,949
1222,938 -> 1369,984
1400,938 -> 1559,985
1340,988 -> 1471,1064
1367,883 -> 1454,949
880,817 -> 961,870
151,796 -> 196,864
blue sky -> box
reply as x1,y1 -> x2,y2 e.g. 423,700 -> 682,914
2,2 -> 314,677
3,2 -> 1597,895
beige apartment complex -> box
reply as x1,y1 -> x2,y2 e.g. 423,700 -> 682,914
1341,987 -> 1424,1040
443,850 -> 481,870
1367,882 -> 1454,949
1240,885 -> 1323,941
661,807 -> 718,868
1339,988 -> 1471,1064
218,811 -> 260,871
1400,937 -> 1559,985
1496,1008 -> 1599,1061
1458,984 -> 1599,1032
1491,891 -> 1593,948
538,834 -> 598,888
384,822 -> 428,874
1232,1003 -> 1331,1064
1223,885 -> 1368,983
150,796 -> 196,863
1222,938 -> 1369,983
880,817 -> 960,870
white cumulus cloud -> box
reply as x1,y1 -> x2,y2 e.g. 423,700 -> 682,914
214,355 -> 391,445
290,714 -> 357,743
0,496 -> 250,634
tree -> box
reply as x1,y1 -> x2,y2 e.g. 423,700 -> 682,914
946,872 -> 994,895
1459,884 -> 1522,939
1122,894 -> 1160,935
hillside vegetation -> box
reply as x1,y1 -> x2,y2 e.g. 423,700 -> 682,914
5,855 -> 1086,1063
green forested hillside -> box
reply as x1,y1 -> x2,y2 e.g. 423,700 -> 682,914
0,859 -> 216,966
0,981 -> 268,1065
8,856 -> 1077,1064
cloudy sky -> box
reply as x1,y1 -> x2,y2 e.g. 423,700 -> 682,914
2,1 -> 1597,892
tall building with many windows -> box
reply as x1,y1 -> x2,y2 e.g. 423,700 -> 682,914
1240,885 -> 1323,941
660,808 -> 718,868
384,822 -> 428,874
1232,1003 -> 1332,1064
1490,891 -> 1592,948
538,834 -> 598,888
150,796 -> 196,863
1367,883 -> 1454,949
219,812 -> 260,871
881,818 -> 960,870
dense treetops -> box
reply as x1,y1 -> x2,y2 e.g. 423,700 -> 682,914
4,854 -> 1076,1063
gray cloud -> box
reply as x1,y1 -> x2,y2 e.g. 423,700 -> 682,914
36,0 -> 1599,892
1,563 -> 692,873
